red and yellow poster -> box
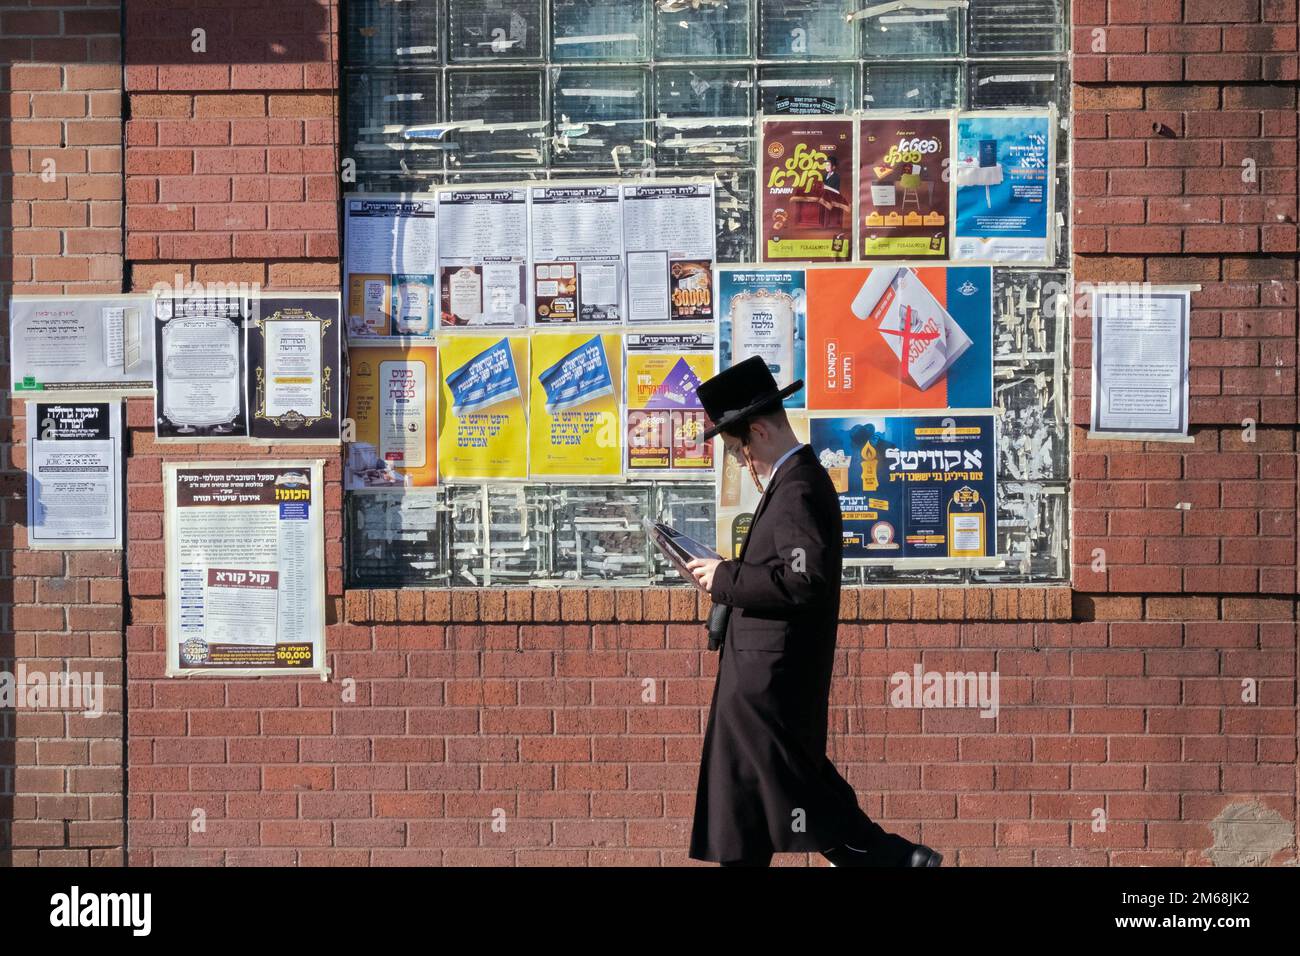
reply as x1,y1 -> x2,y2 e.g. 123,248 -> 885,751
346,342 -> 438,488
859,115 -> 950,259
760,117 -> 855,263
529,332 -> 622,478
438,335 -> 529,480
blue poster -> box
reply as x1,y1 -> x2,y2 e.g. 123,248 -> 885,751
717,268 -> 806,409
445,337 -> 521,414
952,113 -> 1052,264
810,414 -> 997,562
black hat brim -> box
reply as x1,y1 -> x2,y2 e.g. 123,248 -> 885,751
701,379 -> 804,441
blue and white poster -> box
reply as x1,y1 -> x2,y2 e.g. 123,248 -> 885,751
810,414 -> 997,563
952,112 -> 1053,264
717,267 -> 806,410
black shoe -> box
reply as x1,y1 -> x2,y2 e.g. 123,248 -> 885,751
908,844 -> 943,867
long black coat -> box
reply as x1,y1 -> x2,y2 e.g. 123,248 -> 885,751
689,444 -> 864,862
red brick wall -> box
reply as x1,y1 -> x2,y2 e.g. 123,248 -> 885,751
2,2 -> 126,866
9,1 -> 1299,866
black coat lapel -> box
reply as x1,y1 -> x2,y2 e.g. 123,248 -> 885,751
737,445 -> 813,561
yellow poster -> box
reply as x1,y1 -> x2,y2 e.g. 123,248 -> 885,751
438,335 -> 529,480
625,334 -> 714,475
529,332 -> 622,478
346,342 -> 438,489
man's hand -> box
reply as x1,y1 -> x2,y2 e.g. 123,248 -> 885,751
686,557 -> 722,592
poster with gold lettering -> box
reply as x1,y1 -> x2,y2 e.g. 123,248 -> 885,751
438,334 -> 529,480
759,117 -> 854,262
529,332 -> 622,479
345,341 -> 438,489
858,114 -> 951,260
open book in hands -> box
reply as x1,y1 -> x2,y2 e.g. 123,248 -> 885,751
643,517 -> 721,594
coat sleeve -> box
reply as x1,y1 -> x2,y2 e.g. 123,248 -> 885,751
709,478 -> 833,612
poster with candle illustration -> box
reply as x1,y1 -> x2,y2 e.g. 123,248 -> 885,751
759,117 -> 854,262
805,265 -> 992,411
717,267 -> 806,410
625,331 -> 714,476
858,114 -> 951,259
529,332 -> 622,478
438,335 -> 529,480
810,414 -> 997,563
952,111 -> 1053,264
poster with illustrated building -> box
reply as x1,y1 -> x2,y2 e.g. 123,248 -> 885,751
164,461 -> 326,677
810,414 -> 997,564
858,114 -> 951,259
759,117 -> 855,262
805,265 -> 992,411
625,331 -> 714,476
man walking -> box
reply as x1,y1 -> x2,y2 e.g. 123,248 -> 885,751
685,356 -> 943,868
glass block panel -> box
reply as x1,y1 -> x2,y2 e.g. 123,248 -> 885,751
549,485 -> 655,582
972,483 -> 1068,582
861,62 -> 960,110
551,0 -> 651,62
712,166 -> 756,263
654,65 -> 753,167
650,483 -> 716,585
344,69 -> 445,175
448,484 -> 550,585
344,0 -> 441,67
446,69 -> 547,167
968,0 -> 1064,55
759,0 -> 857,60
550,67 -> 652,168
448,0 -> 545,62
967,62 -> 1066,111
757,63 -> 855,115
653,0 -> 752,60
993,269 -> 1067,362
995,370 -> 1068,482
858,3 -> 962,59
346,491 -> 450,588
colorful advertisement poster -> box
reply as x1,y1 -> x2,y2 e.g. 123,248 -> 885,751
859,115 -> 951,259
810,414 -> 997,563
346,342 -> 439,489
9,295 -> 155,393
760,117 -> 854,262
343,194 -> 438,338
952,111 -> 1053,264
246,294 -> 342,443
718,268 -> 806,409
164,461 -> 326,677
25,400 -> 122,550
805,265 -> 992,411
625,332 -> 714,476
438,335 -> 530,480
529,332 -> 622,478
716,412 -> 809,558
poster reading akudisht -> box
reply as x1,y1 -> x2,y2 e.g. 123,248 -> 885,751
859,115 -> 950,259
718,267 -> 806,410
529,332 -> 622,478
805,265 -> 992,411
346,342 -> 439,489
154,294 -> 249,440
437,188 -> 530,328
760,117 -> 854,262
625,332 -> 714,475
716,412 -> 809,558
438,335 -> 530,480
25,400 -> 122,550
10,295 -> 155,393
247,294 -> 342,443
810,414 -> 997,563
952,111 -> 1053,264
343,194 -> 438,337
621,181 -> 716,324
164,461 -> 326,677
529,185 -> 624,324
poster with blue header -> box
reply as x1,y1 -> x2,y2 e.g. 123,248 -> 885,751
810,413 -> 997,563
717,266 -> 806,410
952,111 -> 1054,265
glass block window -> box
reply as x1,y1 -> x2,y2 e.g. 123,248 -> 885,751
341,0 -> 1074,588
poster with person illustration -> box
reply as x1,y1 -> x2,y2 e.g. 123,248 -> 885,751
759,117 -> 855,262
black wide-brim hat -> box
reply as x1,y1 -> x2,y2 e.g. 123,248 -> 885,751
697,355 -> 803,441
